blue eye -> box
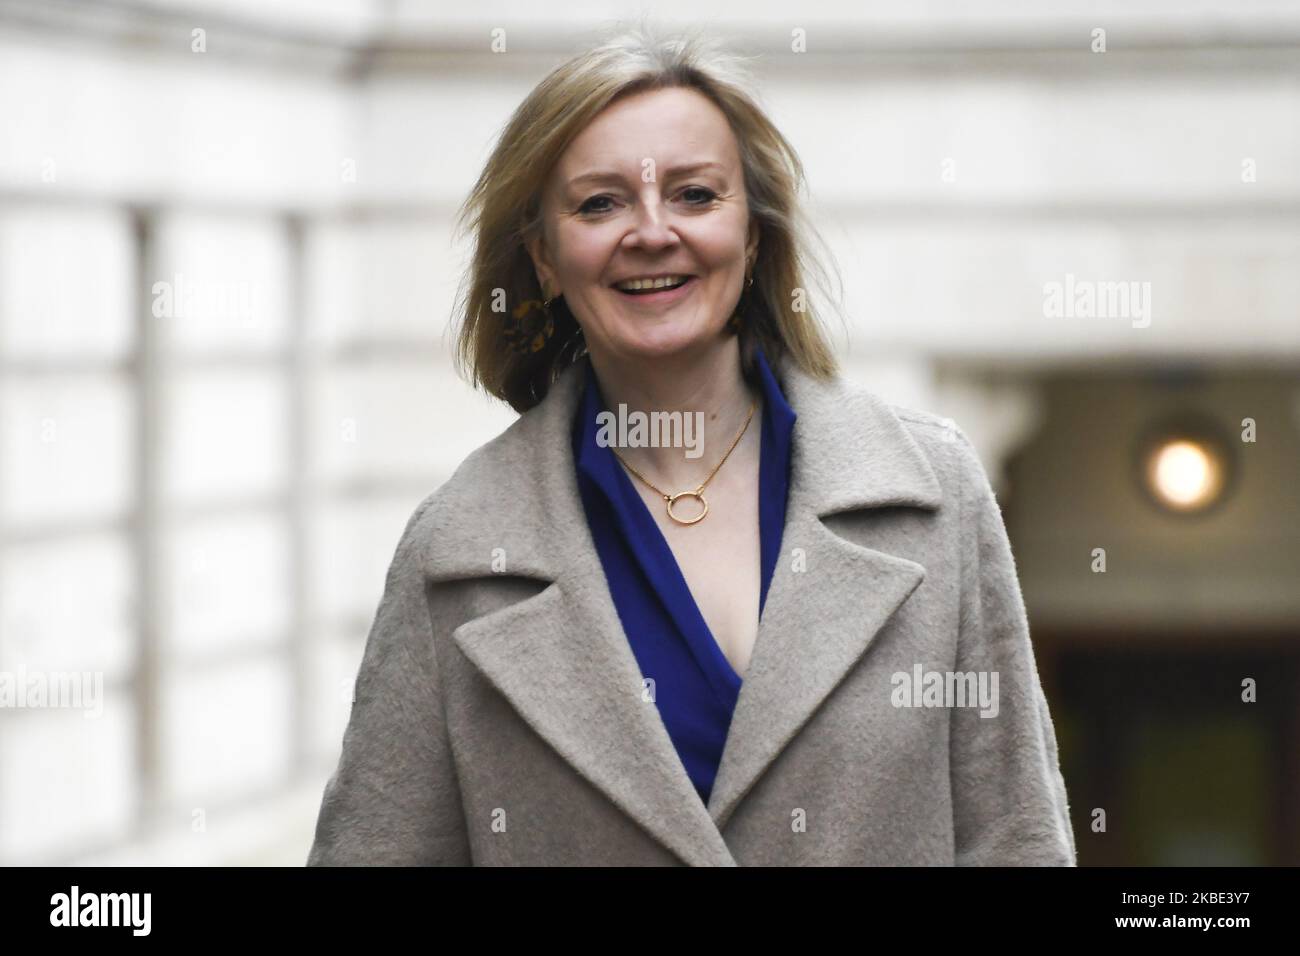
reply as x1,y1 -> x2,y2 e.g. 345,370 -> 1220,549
682,187 -> 718,204
578,187 -> 718,216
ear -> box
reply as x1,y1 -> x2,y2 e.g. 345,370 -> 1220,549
745,219 -> 761,271
523,232 -> 555,299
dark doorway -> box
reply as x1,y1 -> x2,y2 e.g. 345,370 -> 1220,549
1038,634 -> 1299,866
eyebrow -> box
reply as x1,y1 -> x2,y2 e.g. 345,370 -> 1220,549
565,161 -> 726,191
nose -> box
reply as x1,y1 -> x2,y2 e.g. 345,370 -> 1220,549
624,193 -> 679,251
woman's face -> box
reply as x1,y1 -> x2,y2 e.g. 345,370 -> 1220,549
528,86 -> 758,366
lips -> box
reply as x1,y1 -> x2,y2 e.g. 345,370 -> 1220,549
611,275 -> 699,304
611,273 -> 694,291
619,277 -> 688,295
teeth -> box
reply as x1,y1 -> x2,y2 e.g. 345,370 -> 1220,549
615,275 -> 689,292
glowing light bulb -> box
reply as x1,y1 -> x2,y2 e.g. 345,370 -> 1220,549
1149,438 -> 1222,511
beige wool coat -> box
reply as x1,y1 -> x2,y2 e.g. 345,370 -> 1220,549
306,351 -> 1078,866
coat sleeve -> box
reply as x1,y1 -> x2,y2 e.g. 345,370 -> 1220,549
947,427 -> 1077,866
306,494 -> 472,865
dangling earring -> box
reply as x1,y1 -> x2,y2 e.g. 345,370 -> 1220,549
506,292 -> 557,354
727,273 -> 755,332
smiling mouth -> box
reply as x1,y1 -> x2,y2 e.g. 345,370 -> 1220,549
612,276 -> 698,299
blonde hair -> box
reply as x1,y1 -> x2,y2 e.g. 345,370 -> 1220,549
450,21 -> 846,413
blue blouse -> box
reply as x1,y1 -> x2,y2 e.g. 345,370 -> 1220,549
571,345 -> 797,806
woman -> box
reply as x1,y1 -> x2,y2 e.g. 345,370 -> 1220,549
307,26 -> 1077,866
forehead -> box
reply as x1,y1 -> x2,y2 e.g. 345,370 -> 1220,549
552,87 -> 741,186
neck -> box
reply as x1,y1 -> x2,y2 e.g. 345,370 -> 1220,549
587,338 -> 761,490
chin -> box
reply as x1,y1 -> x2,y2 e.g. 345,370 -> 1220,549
609,319 -> 728,362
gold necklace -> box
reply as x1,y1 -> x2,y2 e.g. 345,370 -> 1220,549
609,398 -> 757,526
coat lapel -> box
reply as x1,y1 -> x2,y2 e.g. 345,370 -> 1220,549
705,355 -> 944,829
425,351 -> 944,864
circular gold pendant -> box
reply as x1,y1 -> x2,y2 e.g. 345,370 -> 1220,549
666,491 -> 708,525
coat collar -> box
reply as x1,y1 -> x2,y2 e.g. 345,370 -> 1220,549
425,351 -> 944,865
